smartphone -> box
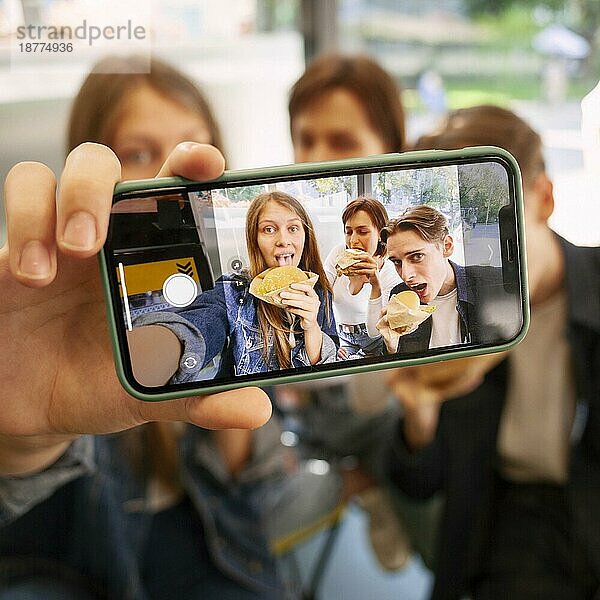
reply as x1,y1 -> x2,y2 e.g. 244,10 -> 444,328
100,147 -> 529,400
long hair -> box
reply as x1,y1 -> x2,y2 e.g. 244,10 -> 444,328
246,191 -> 332,369
289,52 -> 406,152
67,54 -> 225,158
342,196 -> 390,257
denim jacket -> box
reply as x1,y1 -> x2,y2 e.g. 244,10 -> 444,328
0,419 -> 300,599
136,272 -> 339,383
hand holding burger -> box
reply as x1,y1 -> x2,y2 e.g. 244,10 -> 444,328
376,290 -> 436,352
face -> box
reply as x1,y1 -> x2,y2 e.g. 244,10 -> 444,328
256,201 -> 306,268
110,84 -> 212,180
386,229 -> 455,303
344,210 -> 380,255
291,88 -> 387,163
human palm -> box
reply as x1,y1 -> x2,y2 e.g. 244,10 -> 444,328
0,143 -> 271,474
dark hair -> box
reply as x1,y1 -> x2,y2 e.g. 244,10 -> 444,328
342,196 -> 389,256
289,53 -> 406,152
67,54 -> 225,157
413,105 -> 545,187
381,204 -> 449,245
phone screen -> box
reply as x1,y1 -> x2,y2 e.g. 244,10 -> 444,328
104,154 -> 526,396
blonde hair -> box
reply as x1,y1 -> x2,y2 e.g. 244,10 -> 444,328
246,191 -> 332,369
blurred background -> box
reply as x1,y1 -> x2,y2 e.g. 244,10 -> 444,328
0,1 -> 599,596
1,0 -> 599,247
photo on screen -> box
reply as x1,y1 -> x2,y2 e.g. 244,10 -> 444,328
108,160 -> 522,390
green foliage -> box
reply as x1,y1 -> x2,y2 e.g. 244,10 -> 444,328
308,176 -> 355,197
373,167 -> 459,213
464,0 -> 564,17
457,163 -> 509,223
226,184 -> 266,203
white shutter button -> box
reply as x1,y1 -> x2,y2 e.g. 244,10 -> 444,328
162,274 -> 198,308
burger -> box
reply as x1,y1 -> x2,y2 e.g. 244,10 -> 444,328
386,290 -> 436,332
249,265 -> 317,306
335,248 -> 369,276
256,266 -> 308,294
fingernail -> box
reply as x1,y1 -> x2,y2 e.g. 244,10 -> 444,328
62,211 -> 97,251
176,141 -> 199,152
19,240 -> 51,278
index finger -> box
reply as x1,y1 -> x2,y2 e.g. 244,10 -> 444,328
56,142 -> 225,259
56,143 -> 121,257
289,282 -> 317,295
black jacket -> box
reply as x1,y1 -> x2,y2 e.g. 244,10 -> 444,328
388,238 -> 600,599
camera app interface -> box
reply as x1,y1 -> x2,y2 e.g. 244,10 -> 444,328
108,160 -> 523,390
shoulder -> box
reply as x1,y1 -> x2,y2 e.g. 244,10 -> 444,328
217,270 -> 252,284
213,272 -> 251,302
560,237 -> 600,331
462,263 -> 503,285
560,237 -> 600,278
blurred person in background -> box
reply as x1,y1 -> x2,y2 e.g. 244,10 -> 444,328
278,52 -> 442,573
0,55 -> 298,600
387,105 -> 600,600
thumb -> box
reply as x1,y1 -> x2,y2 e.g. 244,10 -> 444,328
135,387 -> 272,430
156,143 -> 225,181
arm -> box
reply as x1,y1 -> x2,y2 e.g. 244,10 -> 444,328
387,415 -> 446,500
387,355 -> 506,449
366,299 -> 382,338
323,244 -> 342,287
194,415 -> 291,485
367,277 -> 404,338
281,281 -> 325,365
132,279 -> 232,383
127,324 -> 182,387
1,436 -> 95,524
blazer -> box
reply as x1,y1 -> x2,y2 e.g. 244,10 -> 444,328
388,238 -> 600,599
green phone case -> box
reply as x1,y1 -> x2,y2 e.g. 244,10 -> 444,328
100,147 -> 529,401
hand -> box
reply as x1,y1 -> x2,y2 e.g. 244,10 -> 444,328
375,307 -> 417,353
337,346 -> 350,360
347,254 -> 379,281
1,142 -> 271,476
280,282 -> 321,332
385,353 -> 507,449
346,254 -> 379,295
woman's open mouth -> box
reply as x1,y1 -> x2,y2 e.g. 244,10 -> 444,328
275,253 -> 294,266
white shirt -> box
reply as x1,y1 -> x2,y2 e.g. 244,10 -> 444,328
324,243 -> 402,327
429,288 -> 461,348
